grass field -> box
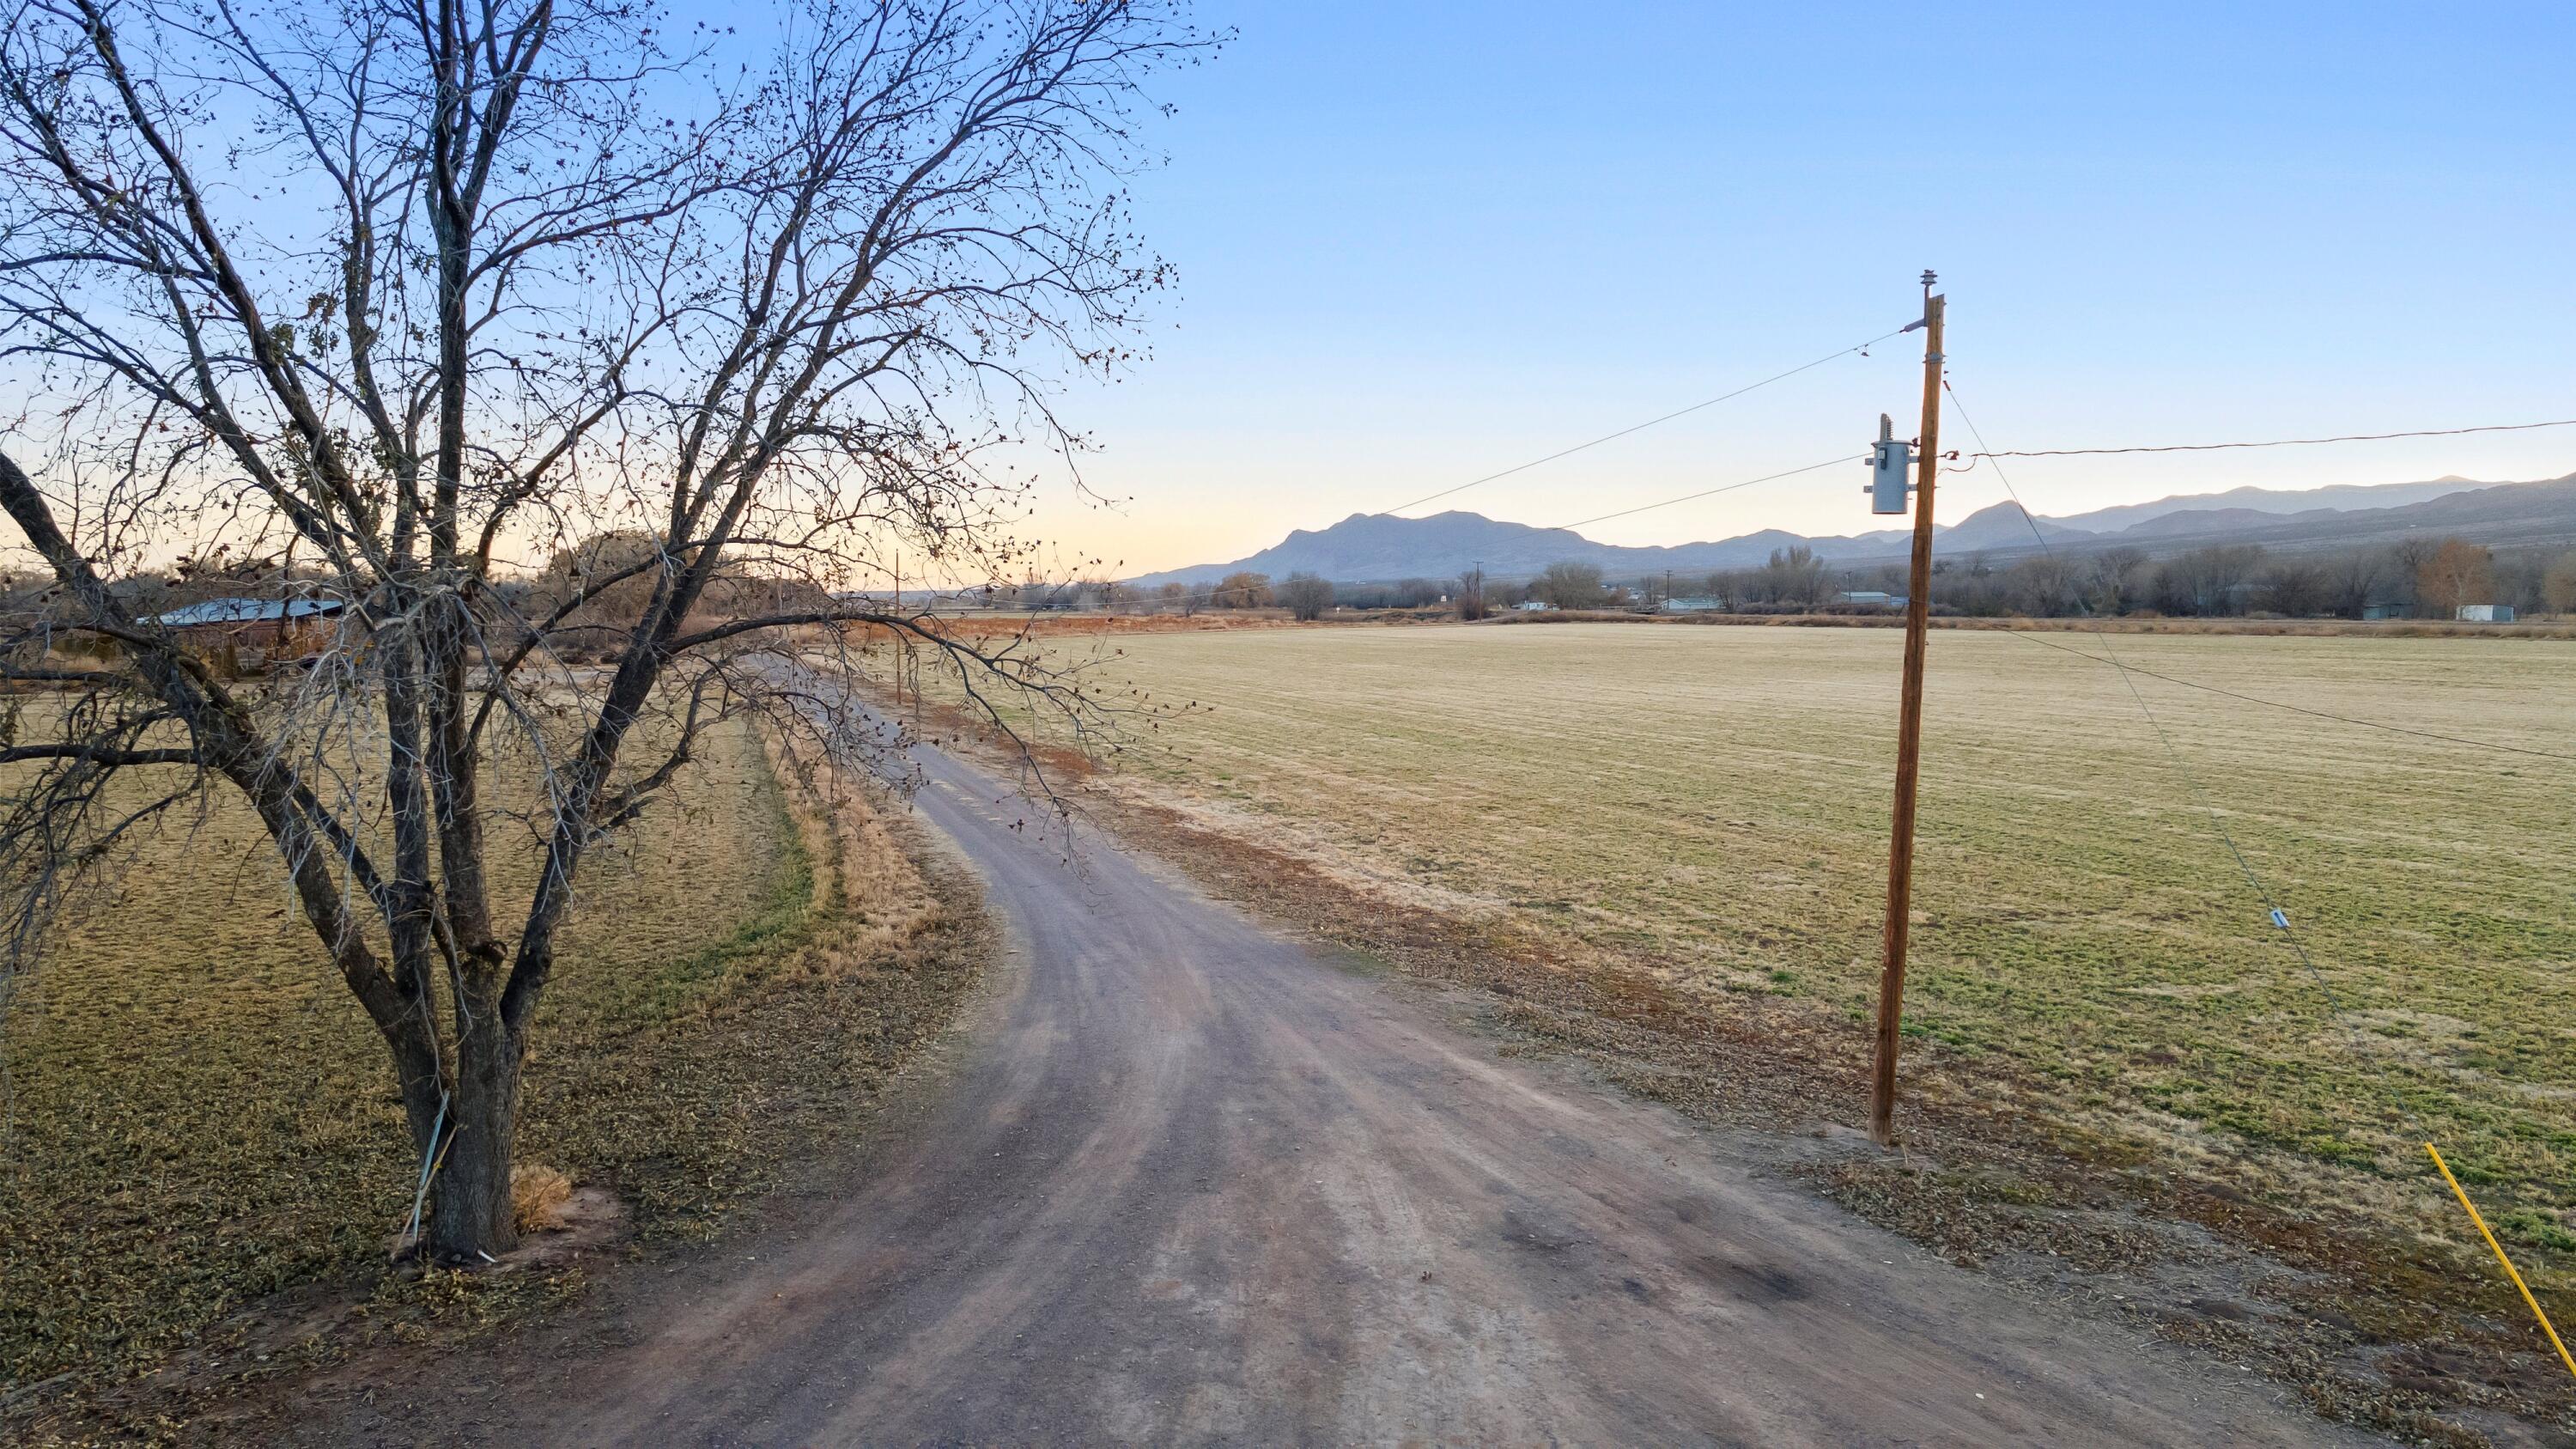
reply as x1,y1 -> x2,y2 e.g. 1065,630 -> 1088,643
1069,624 -> 2576,1270
0,713 -> 973,1421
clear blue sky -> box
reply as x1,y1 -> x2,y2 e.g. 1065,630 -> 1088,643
1019,1 -> 2575,577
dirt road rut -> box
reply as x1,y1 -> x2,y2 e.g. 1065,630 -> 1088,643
302,734 -> 2368,1446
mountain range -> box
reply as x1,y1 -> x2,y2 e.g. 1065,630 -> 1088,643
1127,474 -> 2576,586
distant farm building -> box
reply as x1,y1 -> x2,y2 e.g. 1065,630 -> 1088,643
150,596 -> 348,664
2457,604 -> 2517,623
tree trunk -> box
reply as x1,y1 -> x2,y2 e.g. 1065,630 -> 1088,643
380,1008 -> 449,1165
427,1015 -> 522,1262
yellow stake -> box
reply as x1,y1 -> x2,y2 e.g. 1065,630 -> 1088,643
2426,1142 -> 2576,1381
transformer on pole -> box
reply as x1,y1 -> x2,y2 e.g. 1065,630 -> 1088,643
1865,413 -> 1913,514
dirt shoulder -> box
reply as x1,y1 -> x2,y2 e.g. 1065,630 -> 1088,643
1076,778 -> 2576,1448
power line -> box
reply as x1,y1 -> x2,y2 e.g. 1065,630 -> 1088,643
1383,326 -> 1913,516
1937,381 -> 2524,1118
1943,385 -> 2576,1380
1965,417 -> 2576,460
1941,384 -> 2575,764
1550,454 -> 1862,532
1941,378 -> 2408,1098
1942,380 -> 2576,1190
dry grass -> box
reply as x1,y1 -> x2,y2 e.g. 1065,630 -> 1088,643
0,710 -> 974,1437
508,1165 -> 574,1234
1486,608 -> 2576,640
1082,624 -> 2576,1196
1029,621 -> 2576,1440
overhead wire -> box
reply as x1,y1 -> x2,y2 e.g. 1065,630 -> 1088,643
1964,417 -> 2576,460
1382,325 -> 1913,516
1933,385 -> 2572,761
1121,309 -> 2576,602
1550,454 -> 1863,532
1520,390 -> 2573,755
1381,334 -> 2576,573
1945,377 -> 2369,1026
1510,406 -> 2576,530
1944,377 -> 2575,1376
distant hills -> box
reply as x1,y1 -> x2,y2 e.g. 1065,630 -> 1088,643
1127,474 -> 2576,586
2041,477 -> 2483,533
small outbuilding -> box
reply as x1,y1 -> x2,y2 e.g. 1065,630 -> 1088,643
151,596 -> 348,661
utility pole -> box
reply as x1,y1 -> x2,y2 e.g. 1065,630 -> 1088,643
1870,272 -> 1945,1149
896,552 -> 921,728
276,533 -> 297,652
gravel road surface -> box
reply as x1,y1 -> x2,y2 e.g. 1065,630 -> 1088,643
298,732 -> 2370,1446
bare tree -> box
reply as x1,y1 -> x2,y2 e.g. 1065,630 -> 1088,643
1454,565 -> 1487,620
0,0 -> 1210,1261
2416,538 -> 2496,616
1277,570 -> 1332,621
2544,551 -> 2576,616
1534,559 -> 1604,610
2152,545 -> 2265,616
2079,545 -> 2148,615
2322,546 -> 2385,618
2385,536 -> 2440,613
2257,557 -> 2330,617
1212,569 -> 1271,608
2002,555 -> 2075,617
1753,545 -> 1825,607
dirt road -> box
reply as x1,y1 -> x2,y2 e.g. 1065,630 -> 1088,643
300,735 -> 2369,1446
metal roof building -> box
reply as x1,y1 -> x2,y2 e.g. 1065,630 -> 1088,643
151,597 -> 347,629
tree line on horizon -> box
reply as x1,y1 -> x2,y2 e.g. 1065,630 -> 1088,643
1054,535 -> 2574,622
1731,535 -> 2569,620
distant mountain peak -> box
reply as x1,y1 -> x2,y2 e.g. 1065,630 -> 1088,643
1120,472 -> 2574,588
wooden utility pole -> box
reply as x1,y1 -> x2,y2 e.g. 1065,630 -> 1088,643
275,533 -> 297,651
1869,273 -> 1945,1149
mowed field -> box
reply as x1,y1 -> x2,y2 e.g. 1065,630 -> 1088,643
1082,623 -> 2576,1260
